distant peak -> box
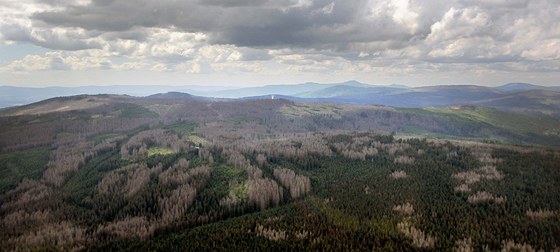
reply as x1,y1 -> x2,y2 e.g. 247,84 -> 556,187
497,83 -> 541,91
340,80 -> 370,87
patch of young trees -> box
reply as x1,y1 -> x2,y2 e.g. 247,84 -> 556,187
120,129 -> 190,160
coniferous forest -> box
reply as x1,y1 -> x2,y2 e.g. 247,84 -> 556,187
0,94 -> 559,251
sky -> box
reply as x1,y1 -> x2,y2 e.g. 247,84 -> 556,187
0,0 -> 559,87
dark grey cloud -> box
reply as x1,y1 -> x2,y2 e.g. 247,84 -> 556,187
31,0 -> 418,50
200,0 -> 277,8
101,29 -> 151,41
33,0 -> 166,32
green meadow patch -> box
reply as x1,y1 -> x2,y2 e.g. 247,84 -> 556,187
147,147 -> 175,157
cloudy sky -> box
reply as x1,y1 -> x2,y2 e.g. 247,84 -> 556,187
0,0 -> 559,87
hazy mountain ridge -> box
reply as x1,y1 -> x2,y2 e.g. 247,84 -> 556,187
240,83 -> 560,118
496,83 -> 560,91
2,82 -> 559,118
295,85 -> 402,98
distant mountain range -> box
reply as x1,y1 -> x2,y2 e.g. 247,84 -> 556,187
2,81 -> 559,117
237,82 -> 560,118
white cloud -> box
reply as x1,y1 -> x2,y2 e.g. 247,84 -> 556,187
4,54 -> 51,71
390,0 -> 419,33
1,50 -> 115,72
521,40 -> 560,60
426,7 -> 492,43
428,37 -> 499,59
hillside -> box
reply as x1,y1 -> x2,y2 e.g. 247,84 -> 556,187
474,89 -> 560,117
0,94 -> 559,251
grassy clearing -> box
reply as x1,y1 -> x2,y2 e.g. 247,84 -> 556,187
188,164 -> 247,214
116,103 -> 159,118
147,147 -> 174,157
188,135 -> 208,145
165,121 -> 208,145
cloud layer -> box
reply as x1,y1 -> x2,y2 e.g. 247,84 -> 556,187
0,0 -> 559,86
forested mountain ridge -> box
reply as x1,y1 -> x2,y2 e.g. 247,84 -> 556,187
0,94 -> 559,250
2,82 -> 560,118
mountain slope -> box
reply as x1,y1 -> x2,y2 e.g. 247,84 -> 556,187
423,106 -> 560,145
471,89 -> 560,117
